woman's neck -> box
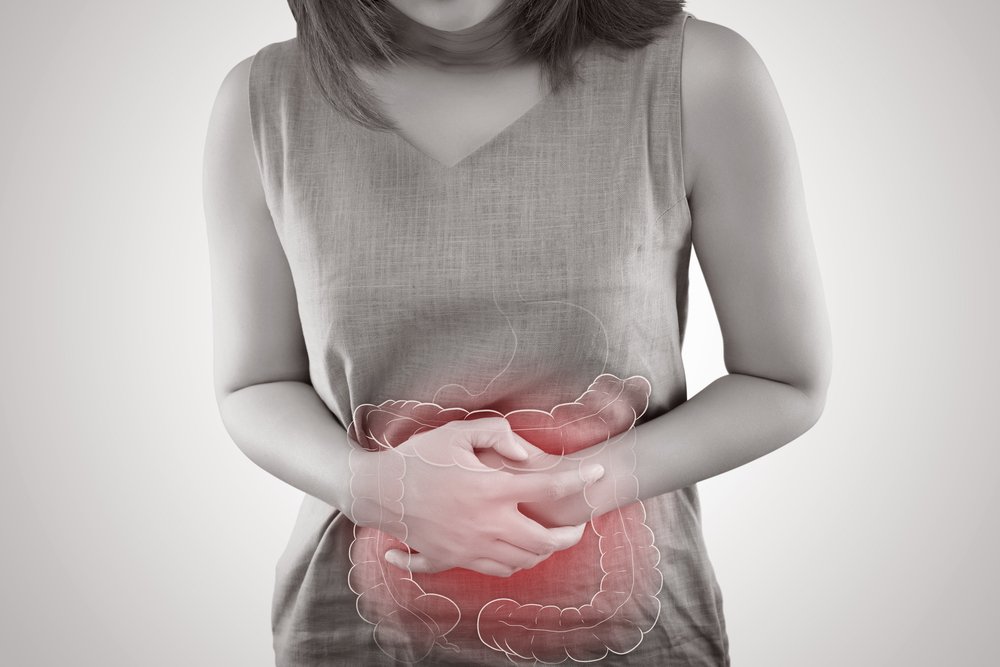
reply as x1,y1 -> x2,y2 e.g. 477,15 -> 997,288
386,3 -> 525,72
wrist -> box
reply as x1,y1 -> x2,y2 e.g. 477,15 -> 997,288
516,454 -> 605,527
576,433 -> 640,518
340,444 -> 405,528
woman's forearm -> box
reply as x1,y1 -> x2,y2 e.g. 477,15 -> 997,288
218,381 -> 354,512
218,374 -> 827,531
540,373 -> 827,525
218,382 -> 600,575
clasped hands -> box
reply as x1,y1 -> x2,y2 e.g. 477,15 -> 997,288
347,417 -> 604,578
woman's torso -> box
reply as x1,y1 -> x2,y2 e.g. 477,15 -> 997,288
248,9 -> 730,665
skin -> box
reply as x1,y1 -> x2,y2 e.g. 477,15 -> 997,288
353,55 -> 558,168
386,0 -> 505,32
356,0 -> 555,167
203,8 -> 832,576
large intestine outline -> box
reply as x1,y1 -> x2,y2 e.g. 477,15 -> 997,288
346,373 -> 663,664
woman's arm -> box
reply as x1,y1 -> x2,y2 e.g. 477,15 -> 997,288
202,55 -> 355,511
512,18 -> 833,526
203,57 -> 597,576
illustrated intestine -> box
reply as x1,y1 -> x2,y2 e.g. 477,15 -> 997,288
346,373 -> 662,664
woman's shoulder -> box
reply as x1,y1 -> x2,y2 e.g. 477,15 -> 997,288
678,14 -> 793,195
205,37 -> 303,178
615,13 -> 766,87
245,37 -> 302,84
211,37 -> 300,113
681,14 -> 768,78
678,14 -> 781,130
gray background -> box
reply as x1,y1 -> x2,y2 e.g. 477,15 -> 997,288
1,0 -> 996,664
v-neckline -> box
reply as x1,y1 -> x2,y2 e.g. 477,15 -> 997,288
379,45 -> 595,171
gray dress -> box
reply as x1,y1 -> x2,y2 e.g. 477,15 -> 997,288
248,9 -> 730,665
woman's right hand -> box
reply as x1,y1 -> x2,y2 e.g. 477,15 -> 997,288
347,416 -> 605,578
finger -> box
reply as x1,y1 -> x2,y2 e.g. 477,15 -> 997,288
385,550 -> 519,578
511,432 -> 548,456
460,558 -> 518,578
384,550 -> 451,574
502,514 -> 587,555
462,417 -> 528,461
490,539 -> 554,571
505,464 -> 605,503
504,433 -> 556,470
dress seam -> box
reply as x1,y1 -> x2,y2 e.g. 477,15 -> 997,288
654,194 -> 686,223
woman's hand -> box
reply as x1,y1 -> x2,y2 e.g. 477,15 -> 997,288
476,437 -> 605,529
347,417 -> 605,578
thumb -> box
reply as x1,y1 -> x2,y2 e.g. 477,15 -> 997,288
464,417 -> 529,461
507,464 -> 605,503
384,549 -> 449,574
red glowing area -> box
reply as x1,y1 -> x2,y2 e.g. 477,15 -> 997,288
346,373 -> 662,663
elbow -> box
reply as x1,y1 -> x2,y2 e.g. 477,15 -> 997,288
793,370 -> 831,431
215,382 -> 248,413
758,361 -> 830,431
213,377 -> 282,413
214,382 -> 261,437
789,342 -> 834,429
215,387 -> 243,427
802,391 -> 827,429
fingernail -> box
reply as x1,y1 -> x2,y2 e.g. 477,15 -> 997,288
513,443 -> 529,459
582,464 -> 604,483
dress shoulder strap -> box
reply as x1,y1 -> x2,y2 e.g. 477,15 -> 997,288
247,38 -> 303,231
642,9 -> 695,215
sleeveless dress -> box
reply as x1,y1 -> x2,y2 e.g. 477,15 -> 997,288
248,9 -> 730,665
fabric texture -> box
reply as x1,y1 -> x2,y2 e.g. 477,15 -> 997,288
248,9 -> 730,665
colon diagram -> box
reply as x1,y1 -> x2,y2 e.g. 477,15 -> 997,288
345,372 -> 664,664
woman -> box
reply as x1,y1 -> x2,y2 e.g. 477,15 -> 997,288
203,0 -> 832,664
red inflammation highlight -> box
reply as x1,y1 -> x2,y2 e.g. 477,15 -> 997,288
346,374 -> 662,663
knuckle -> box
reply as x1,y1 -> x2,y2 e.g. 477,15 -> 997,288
537,538 -> 558,555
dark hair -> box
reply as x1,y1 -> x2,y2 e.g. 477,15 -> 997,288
286,0 -> 687,132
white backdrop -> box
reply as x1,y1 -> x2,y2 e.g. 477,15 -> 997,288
1,1 -> 997,665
